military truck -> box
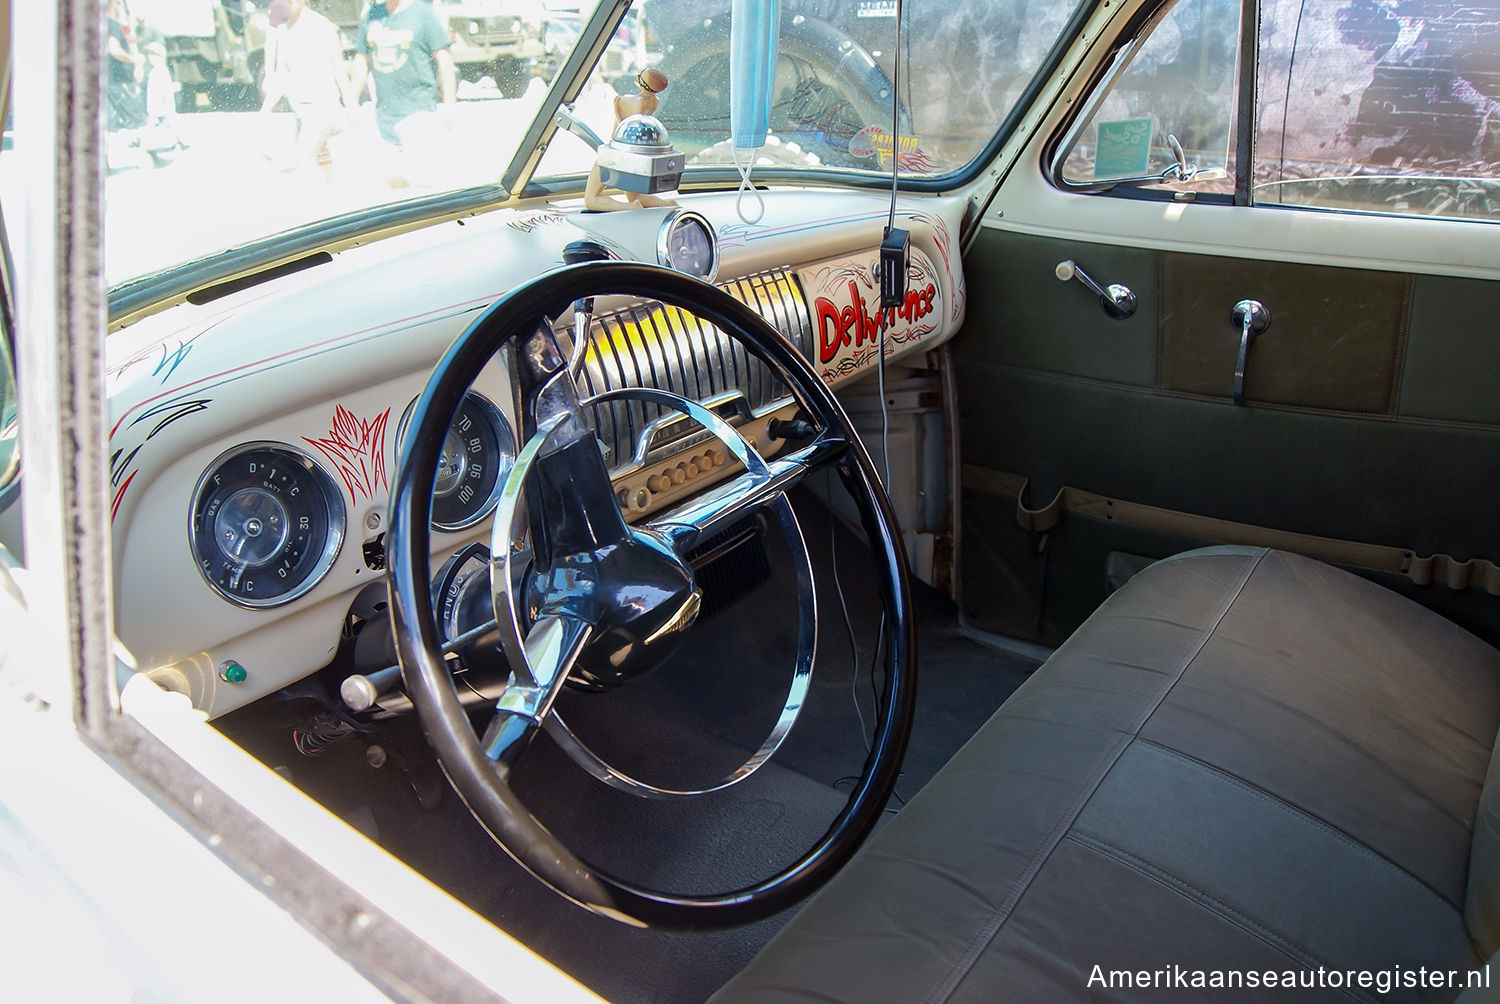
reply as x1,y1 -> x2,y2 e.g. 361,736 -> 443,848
131,0 -> 269,111
436,0 -> 549,95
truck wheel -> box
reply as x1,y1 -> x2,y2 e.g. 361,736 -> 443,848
495,56 -> 531,98
657,14 -> 907,170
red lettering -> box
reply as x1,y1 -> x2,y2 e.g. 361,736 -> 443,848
816,279 -> 940,366
815,296 -> 848,364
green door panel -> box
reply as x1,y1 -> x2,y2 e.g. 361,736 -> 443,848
955,226 -> 1500,646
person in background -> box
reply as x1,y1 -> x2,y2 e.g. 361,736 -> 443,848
105,0 -> 147,140
133,8 -> 164,52
348,0 -> 456,187
260,0 -> 352,180
142,41 -> 184,155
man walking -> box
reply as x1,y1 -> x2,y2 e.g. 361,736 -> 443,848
261,0 -> 352,180
350,0 -> 457,187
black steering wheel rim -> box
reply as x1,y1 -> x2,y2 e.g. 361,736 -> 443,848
387,260 -> 916,930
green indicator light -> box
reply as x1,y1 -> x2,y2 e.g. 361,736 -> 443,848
219,661 -> 248,684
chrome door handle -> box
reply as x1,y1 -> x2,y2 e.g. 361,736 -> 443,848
1055,259 -> 1136,320
1230,299 -> 1271,405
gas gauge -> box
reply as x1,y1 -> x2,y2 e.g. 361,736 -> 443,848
190,443 -> 346,608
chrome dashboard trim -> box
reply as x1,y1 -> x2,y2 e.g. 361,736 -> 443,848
565,267 -> 813,474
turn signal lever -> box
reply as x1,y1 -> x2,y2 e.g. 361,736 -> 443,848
562,240 -> 611,375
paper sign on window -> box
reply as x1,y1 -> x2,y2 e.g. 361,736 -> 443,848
1095,118 -> 1154,178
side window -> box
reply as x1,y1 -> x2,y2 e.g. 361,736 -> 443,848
1256,0 -> 1500,221
1055,0 -> 1499,221
1057,0 -> 1239,189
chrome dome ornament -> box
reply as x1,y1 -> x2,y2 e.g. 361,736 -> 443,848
611,114 -> 672,153
594,114 -> 685,198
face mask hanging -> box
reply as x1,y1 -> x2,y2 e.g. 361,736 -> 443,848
730,0 -> 780,224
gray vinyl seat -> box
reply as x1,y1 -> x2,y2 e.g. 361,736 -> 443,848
715,547 -> 1500,1003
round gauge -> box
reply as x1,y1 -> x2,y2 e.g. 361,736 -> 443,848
397,392 -> 515,531
657,210 -> 719,282
190,444 -> 345,608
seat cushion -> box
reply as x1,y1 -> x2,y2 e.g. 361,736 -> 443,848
714,547 -> 1500,1003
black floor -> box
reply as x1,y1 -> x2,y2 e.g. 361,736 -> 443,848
225,494 -> 1040,1002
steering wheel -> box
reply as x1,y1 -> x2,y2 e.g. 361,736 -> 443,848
387,260 -> 915,930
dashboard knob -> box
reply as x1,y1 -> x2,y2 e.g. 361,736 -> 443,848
669,466 -> 686,485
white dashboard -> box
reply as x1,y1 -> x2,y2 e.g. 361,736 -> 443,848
101,190 -> 968,717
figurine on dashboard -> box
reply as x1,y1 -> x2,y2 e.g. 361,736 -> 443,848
585,68 -> 680,212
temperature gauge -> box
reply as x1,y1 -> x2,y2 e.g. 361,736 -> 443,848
190,444 -> 346,607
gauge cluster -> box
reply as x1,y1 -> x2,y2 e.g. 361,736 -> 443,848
188,393 -> 517,615
190,444 -> 346,608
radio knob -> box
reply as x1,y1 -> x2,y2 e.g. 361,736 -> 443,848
647,474 -> 668,492
669,466 -> 686,485
679,461 -> 699,479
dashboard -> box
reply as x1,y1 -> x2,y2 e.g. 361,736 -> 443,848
102,190 -> 968,718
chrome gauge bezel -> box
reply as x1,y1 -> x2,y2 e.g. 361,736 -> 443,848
188,442 -> 346,609
656,209 -> 719,283
396,391 -> 515,532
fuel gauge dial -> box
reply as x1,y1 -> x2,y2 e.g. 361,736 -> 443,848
190,443 -> 346,608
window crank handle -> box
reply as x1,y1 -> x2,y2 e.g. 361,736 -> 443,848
1055,259 -> 1136,320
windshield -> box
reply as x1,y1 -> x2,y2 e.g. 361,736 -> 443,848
537,0 -> 1086,184
99,0 -> 601,287
94,0 -> 1084,290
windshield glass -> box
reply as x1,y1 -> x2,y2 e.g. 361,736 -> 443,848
98,0 -> 1084,289
537,0 -> 1087,184
101,0 -> 602,287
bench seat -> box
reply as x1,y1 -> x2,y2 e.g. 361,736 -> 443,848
714,547 -> 1500,1003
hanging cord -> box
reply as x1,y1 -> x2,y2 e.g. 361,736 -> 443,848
732,144 -> 768,224
887,0 -> 904,234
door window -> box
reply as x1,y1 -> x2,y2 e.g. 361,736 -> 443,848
1053,0 -> 1500,221
1057,0 -> 1239,190
1256,0 -> 1500,220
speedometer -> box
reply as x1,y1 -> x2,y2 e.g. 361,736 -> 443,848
190,444 -> 346,608
397,392 -> 515,531
657,210 -> 719,281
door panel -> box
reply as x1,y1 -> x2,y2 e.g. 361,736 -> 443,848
954,227 -> 1500,646
1158,255 -> 1410,413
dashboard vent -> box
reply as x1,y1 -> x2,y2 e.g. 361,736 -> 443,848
568,268 -> 813,472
